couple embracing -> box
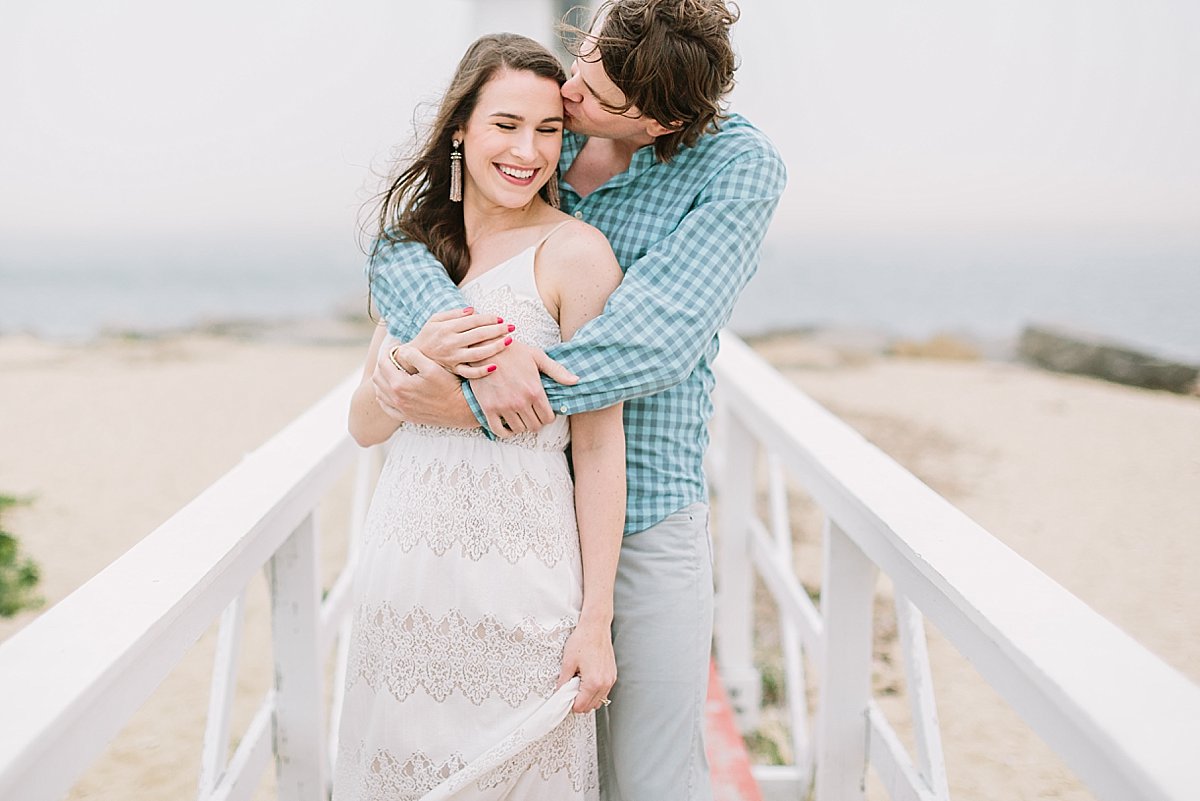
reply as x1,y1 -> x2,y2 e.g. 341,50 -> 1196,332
336,2 -> 785,799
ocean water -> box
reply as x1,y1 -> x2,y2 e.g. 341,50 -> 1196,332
731,229 -> 1200,363
2,230 -> 1197,363
0,235 -> 369,340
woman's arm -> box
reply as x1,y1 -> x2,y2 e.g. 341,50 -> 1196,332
559,402 -> 625,712
542,221 -> 627,712
348,323 -> 405,447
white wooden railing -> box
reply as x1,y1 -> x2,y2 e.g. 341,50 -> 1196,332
0,373 -> 377,801
708,333 -> 1200,801
2,334 -> 1198,801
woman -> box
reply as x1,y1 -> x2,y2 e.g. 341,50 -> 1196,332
334,34 -> 625,801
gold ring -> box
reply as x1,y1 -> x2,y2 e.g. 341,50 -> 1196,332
388,345 -> 404,372
600,698 -> 611,706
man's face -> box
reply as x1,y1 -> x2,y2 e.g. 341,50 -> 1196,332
560,42 -> 662,142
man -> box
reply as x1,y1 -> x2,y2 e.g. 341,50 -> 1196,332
369,2 -> 785,798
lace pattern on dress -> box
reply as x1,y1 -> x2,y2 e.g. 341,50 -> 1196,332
348,713 -> 597,801
462,283 -> 561,353
367,454 -> 576,566
341,745 -> 469,801
474,711 -> 599,793
347,604 -> 575,706
398,421 -> 568,452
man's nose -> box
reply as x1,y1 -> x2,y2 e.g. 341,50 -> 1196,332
561,65 -> 583,102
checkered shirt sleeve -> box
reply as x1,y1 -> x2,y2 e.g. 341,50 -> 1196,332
543,150 -> 786,415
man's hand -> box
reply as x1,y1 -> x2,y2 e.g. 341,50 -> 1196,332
411,307 -> 513,378
372,340 -> 477,428
556,618 -> 616,714
468,340 -> 579,437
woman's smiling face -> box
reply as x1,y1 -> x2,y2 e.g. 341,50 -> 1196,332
457,68 -> 564,211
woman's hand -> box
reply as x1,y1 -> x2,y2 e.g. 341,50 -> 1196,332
556,617 -> 616,714
411,307 -> 514,377
371,340 -> 478,429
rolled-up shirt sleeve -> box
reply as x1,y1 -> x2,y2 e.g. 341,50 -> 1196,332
370,239 -> 466,342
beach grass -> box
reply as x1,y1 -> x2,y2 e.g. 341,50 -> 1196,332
0,494 -> 42,618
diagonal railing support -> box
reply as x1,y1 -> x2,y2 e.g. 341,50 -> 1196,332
198,591 -> 247,798
895,592 -> 949,800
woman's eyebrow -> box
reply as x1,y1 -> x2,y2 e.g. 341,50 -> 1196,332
489,112 -> 565,123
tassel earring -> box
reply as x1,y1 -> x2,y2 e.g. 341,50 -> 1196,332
545,170 -> 560,209
449,139 -> 463,202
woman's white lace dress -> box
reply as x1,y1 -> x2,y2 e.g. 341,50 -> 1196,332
333,228 -> 599,801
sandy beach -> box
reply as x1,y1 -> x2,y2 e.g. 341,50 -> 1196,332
0,324 -> 370,800
1,326 -> 1197,800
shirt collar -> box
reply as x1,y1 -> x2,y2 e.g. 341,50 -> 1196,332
559,131 -> 661,198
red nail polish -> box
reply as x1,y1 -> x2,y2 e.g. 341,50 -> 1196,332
487,364 -> 497,373
504,336 -> 513,346
507,324 -> 515,332
462,306 -> 474,314
496,316 -> 503,324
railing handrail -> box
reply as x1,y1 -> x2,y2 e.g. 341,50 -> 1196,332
711,333 -> 1200,801
0,372 -> 361,801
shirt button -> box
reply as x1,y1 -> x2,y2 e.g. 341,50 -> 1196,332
559,405 -> 568,414
573,211 -> 583,219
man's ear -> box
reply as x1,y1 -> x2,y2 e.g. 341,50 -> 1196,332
643,118 -> 682,138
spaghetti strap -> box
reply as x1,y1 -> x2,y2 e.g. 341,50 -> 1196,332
534,219 -> 575,249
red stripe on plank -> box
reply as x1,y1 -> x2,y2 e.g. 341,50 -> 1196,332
705,660 -> 764,801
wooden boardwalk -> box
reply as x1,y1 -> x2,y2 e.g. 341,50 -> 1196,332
706,661 -> 764,801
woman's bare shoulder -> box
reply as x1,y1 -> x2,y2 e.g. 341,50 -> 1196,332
538,217 -> 618,273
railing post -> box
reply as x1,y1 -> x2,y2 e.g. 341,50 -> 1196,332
269,513 -> 327,801
815,520 -> 877,801
715,411 -> 761,729
328,446 -> 380,771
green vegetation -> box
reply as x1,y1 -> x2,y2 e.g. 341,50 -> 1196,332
743,728 -> 786,765
0,494 -> 43,617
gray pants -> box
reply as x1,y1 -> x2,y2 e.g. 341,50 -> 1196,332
597,502 -> 715,801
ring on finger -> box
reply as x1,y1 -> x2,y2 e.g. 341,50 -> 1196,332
388,345 -> 404,372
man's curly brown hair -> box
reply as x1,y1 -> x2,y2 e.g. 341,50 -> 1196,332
562,0 -> 740,162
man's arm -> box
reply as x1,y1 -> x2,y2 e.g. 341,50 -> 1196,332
370,238 -> 469,342
542,148 -> 787,415
369,237 -> 496,427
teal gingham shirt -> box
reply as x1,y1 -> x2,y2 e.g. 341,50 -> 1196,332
371,113 -> 786,534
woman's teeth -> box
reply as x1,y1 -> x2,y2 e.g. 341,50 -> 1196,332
498,165 -> 535,180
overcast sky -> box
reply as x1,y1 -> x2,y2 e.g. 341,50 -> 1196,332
2,0 -> 1197,249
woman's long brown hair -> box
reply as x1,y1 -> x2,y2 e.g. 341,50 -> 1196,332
367,33 -> 567,295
